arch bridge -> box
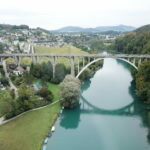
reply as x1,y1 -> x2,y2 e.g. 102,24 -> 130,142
80,95 -> 137,116
0,53 -> 150,78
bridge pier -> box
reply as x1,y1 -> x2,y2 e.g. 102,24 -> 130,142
0,57 -> 4,65
82,57 -> 85,68
32,56 -> 37,64
138,58 -> 141,67
77,57 -> 80,75
36,56 -> 40,63
50,56 -> 56,78
17,56 -> 21,66
133,58 -> 136,65
88,57 -> 90,64
70,57 -> 75,76
12,56 -> 16,64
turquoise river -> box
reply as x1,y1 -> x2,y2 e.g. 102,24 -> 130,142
47,58 -> 150,150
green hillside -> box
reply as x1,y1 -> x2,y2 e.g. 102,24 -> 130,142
135,24 -> 150,33
34,45 -> 88,67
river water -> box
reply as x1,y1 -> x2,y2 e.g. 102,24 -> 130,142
47,58 -> 150,150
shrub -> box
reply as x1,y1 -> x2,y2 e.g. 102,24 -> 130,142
60,75 -> 81,109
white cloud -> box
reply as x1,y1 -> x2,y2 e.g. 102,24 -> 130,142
0,0 -> 150,29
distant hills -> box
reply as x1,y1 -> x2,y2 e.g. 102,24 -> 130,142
0,24 -> 29,30
2,23 -> 150,34
51,25 -> 136,33
135,24 -> 150,33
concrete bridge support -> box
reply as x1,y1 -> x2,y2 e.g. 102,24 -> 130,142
133,58 -> 136,65
14,56 -> 17,64
82,57 -> 85,68
17,56 -> 21,66
50,57 -> 56,78
77,57 -> 80,75
70,57 -> 75,76
0,57 -> 4,65
138,58 -> 141,67
88,57 -> 90,64
31,56 -> 37,64
35,56 -> 40,63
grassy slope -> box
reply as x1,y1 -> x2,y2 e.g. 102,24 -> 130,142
0,90 -> 10,117
35,45 -> 88,67
35,45 -> 87,54
0,83 -> 60,150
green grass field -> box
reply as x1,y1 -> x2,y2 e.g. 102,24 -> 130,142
35,45 -> 88,67
47,83 -> 60,101
0,83 -> 60,150
35,45 -> 87,54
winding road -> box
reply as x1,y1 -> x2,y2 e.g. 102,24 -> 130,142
2,60 -> 18,98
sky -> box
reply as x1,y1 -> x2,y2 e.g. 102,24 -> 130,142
0,0 -> 150,30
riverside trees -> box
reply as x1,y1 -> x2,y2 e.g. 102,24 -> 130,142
60,75 -> 81,109
135,61 -> 150,103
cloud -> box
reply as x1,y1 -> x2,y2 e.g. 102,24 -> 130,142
0,0 -> 150,29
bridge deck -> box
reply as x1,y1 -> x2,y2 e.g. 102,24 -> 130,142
0,53 -> 150,58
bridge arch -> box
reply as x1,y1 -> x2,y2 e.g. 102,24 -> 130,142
81,95 -> 135,116
76,57 -> 138,78
117,58 -> 138,70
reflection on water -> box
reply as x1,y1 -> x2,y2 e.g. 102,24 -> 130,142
47,58 -> 150,150
60,106 -> 81,129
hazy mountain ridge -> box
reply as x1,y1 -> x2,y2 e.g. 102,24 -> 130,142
52,25 -> 136,33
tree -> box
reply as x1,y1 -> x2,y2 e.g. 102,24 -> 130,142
135,61 -> 150,103
18,84 -> 34,101
0,77 -> 9,86
23,72 -> 34,85
55,63 -> 67,83
89,39 -> 105,51
60,75 -> 81,109
0,93 -> 12,116
114,33 -> 150,54
41,62 -> 53,81
37,86 -> 53,102
30,63 -> 42,78
17,84 -> 36,111
79,68 -> 93,81
0,42 -> 5,53
30,62 -> 53,82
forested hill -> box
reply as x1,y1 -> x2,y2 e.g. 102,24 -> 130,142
114,25 -> 150,54
114,25 -> 150,104
0,24 -> 29,30
135,24 -> 150,33
52,25 -> 135,33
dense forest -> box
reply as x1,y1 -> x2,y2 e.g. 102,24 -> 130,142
114,32 -> 150,54
132,61 -> 150,103
114,25 -> 150,104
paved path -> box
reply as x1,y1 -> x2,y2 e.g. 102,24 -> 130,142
0,100 -> 59,126
2,60 -> 18,98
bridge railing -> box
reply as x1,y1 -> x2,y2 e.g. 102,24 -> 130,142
0,53 -> 150,58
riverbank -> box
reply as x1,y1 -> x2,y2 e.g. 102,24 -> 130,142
0,83 -> 60,150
